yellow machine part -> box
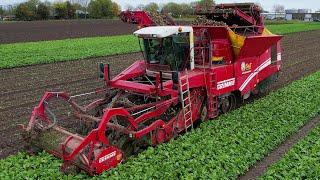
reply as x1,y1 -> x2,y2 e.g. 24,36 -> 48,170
262,28 -> 274,36
227,27 -> 274,57
212,56 -> 224,62
228,29 -> 245,57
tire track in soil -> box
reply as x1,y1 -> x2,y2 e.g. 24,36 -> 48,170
0,31 -> 319,159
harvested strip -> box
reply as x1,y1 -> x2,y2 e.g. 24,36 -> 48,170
0,19 -> 136,44
260,119 -> 320,179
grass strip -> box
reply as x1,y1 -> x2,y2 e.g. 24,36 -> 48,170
1,71 -> 320,179
261,121 -> 320,179
267,22 -> 320,34
0,35 -> 139,69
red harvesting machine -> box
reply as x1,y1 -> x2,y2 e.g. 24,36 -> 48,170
22,3 -> 282,175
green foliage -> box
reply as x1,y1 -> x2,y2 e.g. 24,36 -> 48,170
267,22 -> 320,34
14,0 -> 49,20
88,0 -> 117,19
66,1 -> 76,19
0,35 -> 139,69
54,1 -> 75,19
161,2 -> 193,18
0,6 -> 4,15
15,3 -> 35,21
261,123 -> 320,179
0,151 -> 87,179
0,70 -> 320,179
264,20 -> 301,25
111,2 -> 121,16
54,2 -> 67,19
36,3 -> 50,20
197,0 -> 215,10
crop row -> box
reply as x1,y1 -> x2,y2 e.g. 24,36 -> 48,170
261,119 -> 320,179
1,70 -> 320,179
1,23 -> 320,70
0,35 -> 139,69
267,22 -> 320,34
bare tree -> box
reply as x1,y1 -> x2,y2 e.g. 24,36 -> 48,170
125,4 -> 134,11
71,0 -> 90,18
136,4 -> 145,10
273,4 -> 285,13
273,4 -> 285,19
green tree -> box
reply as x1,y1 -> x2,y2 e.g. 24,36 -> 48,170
26,0 -> 41,12
66,1 -> 76,19
15,3 -> 35,20
198,0 -> 215,10
54,2 -> 67,19
36,3 -> 50,20
111,2 -> 121,16
0,7 -> 4,16
88,0 -> 114,19
162,3 -> 182,18
144,2 -> 159,13
180,3 -> 193,17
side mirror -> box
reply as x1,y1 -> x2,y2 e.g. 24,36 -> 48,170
172,71 -> 179,84
98,63 -> 110,82
99,63 -> 105,78
172,71 -> 179,90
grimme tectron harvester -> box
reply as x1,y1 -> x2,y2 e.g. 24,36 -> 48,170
22,3 -> 282,175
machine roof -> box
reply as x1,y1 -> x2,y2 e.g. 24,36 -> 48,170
133,26 -> 193,38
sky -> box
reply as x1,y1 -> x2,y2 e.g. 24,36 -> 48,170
1,0 -> 319,12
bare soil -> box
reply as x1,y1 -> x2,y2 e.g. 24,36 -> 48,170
0,19 -> 136,44
0,30 -> 319,160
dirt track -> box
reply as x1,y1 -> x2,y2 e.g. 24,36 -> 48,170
0,30 -> 320,159
0,19 -> 135,44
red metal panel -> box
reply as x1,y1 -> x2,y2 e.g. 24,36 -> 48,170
237,35 -> 282,59
112,80 -> 156,94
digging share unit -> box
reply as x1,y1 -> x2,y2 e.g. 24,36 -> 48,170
22,3 -> 282,175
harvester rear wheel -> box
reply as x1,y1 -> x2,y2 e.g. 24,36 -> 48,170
220,94 -> 236,114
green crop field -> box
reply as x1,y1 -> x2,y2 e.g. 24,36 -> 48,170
1,69 -> 320,179
0,35 -> 139,69
261,123 -> 320,179
0,22 -> 320,69
267,22 -> 320,34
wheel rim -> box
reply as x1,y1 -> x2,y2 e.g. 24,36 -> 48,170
221,95 -> 236,114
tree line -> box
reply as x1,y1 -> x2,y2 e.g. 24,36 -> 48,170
0,0 -> 121,20
0,0 -> 215,21
128,0 -> 214,18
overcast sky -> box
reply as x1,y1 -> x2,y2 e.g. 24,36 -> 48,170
1,0 -> 319,12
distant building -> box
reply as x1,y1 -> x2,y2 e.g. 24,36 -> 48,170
75,10 -> 89,19
2,15 -> 15,21
285,12 -> 320,21
261,13 -> 285,20
298,9 -> 312,13
285,9 -> 298,14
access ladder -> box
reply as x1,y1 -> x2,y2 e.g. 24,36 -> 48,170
179,74 -> 193,131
